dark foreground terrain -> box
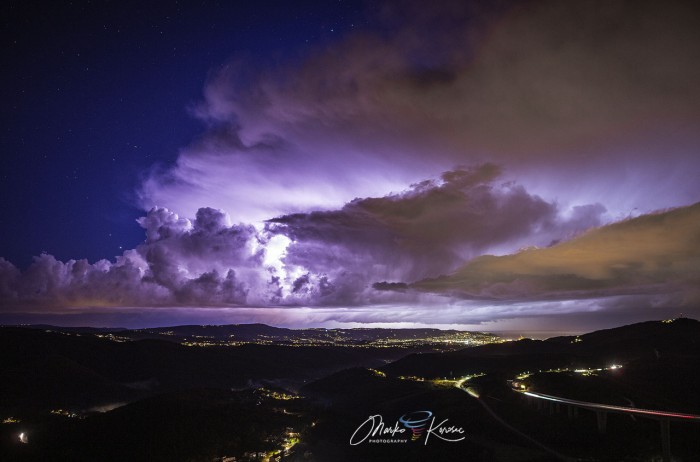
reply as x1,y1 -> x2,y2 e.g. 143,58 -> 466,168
1,319 -> 699,461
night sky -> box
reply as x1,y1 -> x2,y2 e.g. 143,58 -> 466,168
1,0 -> 699,333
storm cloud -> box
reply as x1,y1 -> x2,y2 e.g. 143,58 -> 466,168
0,207 -> 266,309
411,202 -> 700,309
1,167 -> 607,312
140,0 -> 700,224
0,195 -> 697,327
2,0 -> 699,329
267,164 -> 606,302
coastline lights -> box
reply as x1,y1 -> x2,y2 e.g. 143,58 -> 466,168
399,411 -> 433,441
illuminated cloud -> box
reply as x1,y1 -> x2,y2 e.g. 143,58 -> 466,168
2,0 -> 699,330
0,167 -> 605,312
410,202 -> 700,310
1,172 -> 696,331
140,0 -> 700,223
0,207 -> 268,309
268,164 -> 606,303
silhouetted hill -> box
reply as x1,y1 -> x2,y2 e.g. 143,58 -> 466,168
26,325 -> 128,334
551,317 -> 700,360
0,353 -> 139,414
3,388 -> 315,462
0,327 -> 418,414
383,318 -> 700,379
298,319 -> 700,462
17,322 -> 499,345
3,319 -> 699,461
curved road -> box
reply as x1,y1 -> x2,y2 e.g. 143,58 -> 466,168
458,384 -> 578,462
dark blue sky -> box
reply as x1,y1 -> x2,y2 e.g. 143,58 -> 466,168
1,0 -> 369,268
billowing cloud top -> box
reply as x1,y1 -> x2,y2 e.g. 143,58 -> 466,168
1,165 -> 593,309
2,167 -> 698,325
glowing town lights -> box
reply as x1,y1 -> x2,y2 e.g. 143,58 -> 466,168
254,388 -> 300,401
514,363 -> 624,385
51,409 -> 80,418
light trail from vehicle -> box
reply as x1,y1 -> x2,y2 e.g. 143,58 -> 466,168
522,391 -> 700,422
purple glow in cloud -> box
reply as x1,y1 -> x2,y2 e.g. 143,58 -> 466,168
140,0 -> 700,225
2,170 -> 698,330
3,166 -> 602,311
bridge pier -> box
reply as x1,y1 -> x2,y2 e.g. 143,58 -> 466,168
660,419 -> 671,462
518,390 -> 700,461
596,411 -> 607,434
